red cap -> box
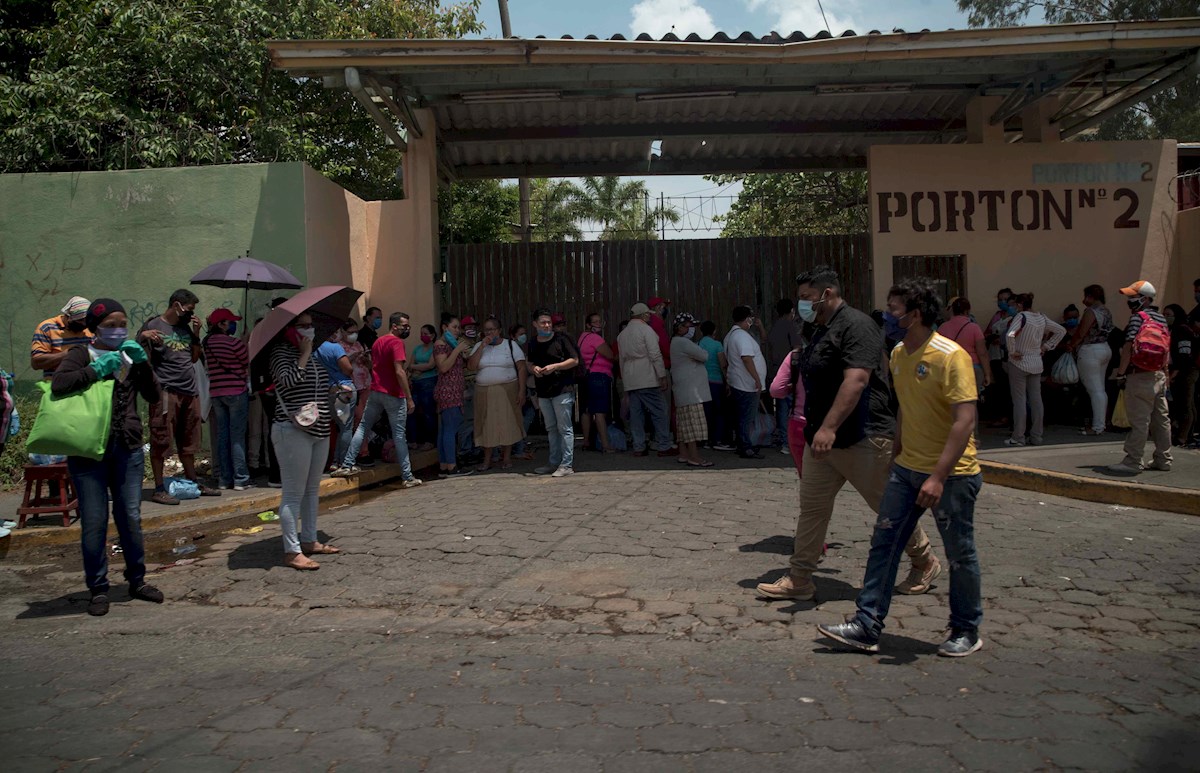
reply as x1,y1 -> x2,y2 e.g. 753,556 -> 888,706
551,313 -> 566,324
461,315 -> 478,326
206,308 -> 242,326
647,296 -> 670,308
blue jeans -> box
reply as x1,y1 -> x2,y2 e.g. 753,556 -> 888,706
411,377 -> 437,444
854,465 -> 984,638
212,393 -> 250,487
514,390 -> 537,454
438,406 -> 464,467
539,391 -> 575,468
67,439 -> 146,594
332,390 -> 357,466
343,391 -> 414,481
731,388 -> 760,454
627,387 -> 671,452
704,382 -> 728,445
774,395 -> 793,448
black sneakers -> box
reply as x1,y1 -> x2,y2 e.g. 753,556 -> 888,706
131,584 -> 165,604
87,594 -> 110,616
938,628 -> 983,657
816,620 -> 880,653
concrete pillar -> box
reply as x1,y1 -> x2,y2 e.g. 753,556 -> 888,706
1021,96 -> 1061,143
368,108 -> 441,330
965,96 -> 1005,144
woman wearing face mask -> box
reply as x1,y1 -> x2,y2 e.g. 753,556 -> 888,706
1004,293 -> 1067,447
509,324 -> 537,460
670,312 -> 714,467
466,317 -> 528,470
339,318 -> 371,450
1163,304 -> 1195,446
51,299 -> 163,616
984,287 -> 1016,426
434,313 -> 473,477
577,312 -> 618,453
408,324 -> 439,452
203,308 -> 251,490
269,312 -> 337,570
1067,285 -> 1114,436
937,298 -> 992,399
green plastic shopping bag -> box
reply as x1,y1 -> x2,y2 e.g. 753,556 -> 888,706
26,379 -> 114,460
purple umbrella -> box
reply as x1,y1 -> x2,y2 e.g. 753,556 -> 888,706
190,256 -> 302,290
249,285 -> 363,363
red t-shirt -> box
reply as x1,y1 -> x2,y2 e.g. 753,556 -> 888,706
371,335 -> 408,397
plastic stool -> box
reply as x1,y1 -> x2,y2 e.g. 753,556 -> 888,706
16,463 -> 79,528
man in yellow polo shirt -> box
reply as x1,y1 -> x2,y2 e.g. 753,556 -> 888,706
818,278 -> 984,658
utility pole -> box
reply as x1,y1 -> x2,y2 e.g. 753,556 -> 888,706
498,1 -> 532,243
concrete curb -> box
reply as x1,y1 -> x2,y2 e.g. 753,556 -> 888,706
979,459 -> 1200,516
0,451 -> 437,555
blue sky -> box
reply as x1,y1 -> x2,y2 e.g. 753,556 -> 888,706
465,1 -> 978,237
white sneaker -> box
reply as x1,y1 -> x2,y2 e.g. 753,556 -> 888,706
779,446 -> 790,455
400,478 -> 424,489
534,465 -> 556,475
1003,438 -> 1026,447
551,466 -> 575,478
1146,460 -> 1172,472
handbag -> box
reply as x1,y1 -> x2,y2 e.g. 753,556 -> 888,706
1050,352 -> 1080,385
1111,390 -> 1130,429
26,379 -> 115,460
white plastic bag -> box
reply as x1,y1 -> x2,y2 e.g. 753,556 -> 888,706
1051,353 -> 1079,385
193,361 -> 211,419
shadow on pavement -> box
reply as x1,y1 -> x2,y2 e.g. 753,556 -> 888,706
16,587 -> 135,619
1134,728 -> 1200,769
812,629 -> 939,665
226,531 -> 333,571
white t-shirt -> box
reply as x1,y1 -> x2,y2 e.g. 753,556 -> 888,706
723,326 -> 767,393
475,340 -> 526,386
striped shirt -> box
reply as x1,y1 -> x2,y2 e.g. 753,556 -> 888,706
1005,311 -> 1066,375
269,342 -> 331,437
1124,307 -> 1168,343
31,314 -> 92,377
202,332 -> 249,397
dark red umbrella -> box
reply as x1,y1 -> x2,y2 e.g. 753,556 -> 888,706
248,285 -> 363,362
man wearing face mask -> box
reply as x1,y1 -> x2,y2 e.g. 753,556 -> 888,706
1107,280 -> 1172,475
203,308 -> 251,491
138,289 -> 220,504
31,295 -> 93,378
359,306 -> 383,351
757,267 -> 938,603
723,305 -> 768,460
619,304 -> 673,458
334,312 -> 421,487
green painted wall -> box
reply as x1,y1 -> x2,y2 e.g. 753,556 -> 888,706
0,163 -> 307,388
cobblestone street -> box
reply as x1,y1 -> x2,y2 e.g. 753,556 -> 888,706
2,454 -> 1199,771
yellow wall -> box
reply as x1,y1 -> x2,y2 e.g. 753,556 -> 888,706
870,140 -> 1178,325
1168,206 -> 1200,310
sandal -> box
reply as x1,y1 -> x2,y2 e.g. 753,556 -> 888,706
476,465 -> 492,473
1079,428 -> 1103,436
284,554 -> 320,570
687,460 -> 715,468
301,543 -> 341,555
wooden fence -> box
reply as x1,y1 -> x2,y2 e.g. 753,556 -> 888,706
442,235 -> 872,332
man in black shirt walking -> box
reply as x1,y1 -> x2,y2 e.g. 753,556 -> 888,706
527,308 -> 580,478
757,267 -> 938,602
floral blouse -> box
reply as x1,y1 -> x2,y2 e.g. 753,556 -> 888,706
433,340 -> 466,411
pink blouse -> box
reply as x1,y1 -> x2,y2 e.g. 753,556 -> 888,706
769,355 -> 807,421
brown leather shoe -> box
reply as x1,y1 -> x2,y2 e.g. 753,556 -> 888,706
149,490 -> 180,506
196,484 -> 222,497
756,573 -> 816,601
896,556 -> 942,595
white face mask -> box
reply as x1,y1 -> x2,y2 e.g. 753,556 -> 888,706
345,333 -> 359,343
686,326 -> 696,339
298,327 -> 317,341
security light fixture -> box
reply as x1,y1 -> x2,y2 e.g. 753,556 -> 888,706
635,90 -> 737,102
460,90 -> 562,104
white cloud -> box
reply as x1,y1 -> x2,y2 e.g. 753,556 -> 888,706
630,0 -> 718,38
745,0 -> 859,35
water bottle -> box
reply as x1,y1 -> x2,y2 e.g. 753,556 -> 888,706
172,537 -> 196,556
9,406 -> 18,437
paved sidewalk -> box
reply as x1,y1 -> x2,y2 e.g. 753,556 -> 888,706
1,450 -> 1197,771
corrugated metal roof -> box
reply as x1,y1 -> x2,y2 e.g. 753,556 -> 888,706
267,19 -> 1200,178
530,29 -> 891,43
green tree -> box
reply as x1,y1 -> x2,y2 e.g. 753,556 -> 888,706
0,0 -> 482,200
529,178 -> 588,242
956,0 -> 1199,141
706,172 -> 869,237
576,176 -> 680,240
439,179 -> 519,244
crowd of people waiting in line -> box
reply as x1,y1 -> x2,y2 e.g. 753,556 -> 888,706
19,270 -> 1197,619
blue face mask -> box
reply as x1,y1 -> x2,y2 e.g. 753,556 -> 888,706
796,300 -> 818,323
226,322 -> 237,336
537,328 -> 553,339
997,300 -> 1008,311
371,317 -> 382,330
517,334 -> 527,345
1065,319 -> 1079,329
443,331 -> 458,347
96,327 -> 128,349
882,312 -> 904,340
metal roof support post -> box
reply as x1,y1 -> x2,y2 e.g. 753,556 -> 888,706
965,96 -> 1005,144
345,66 -> 408,152
1021,96 -> 1061,143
